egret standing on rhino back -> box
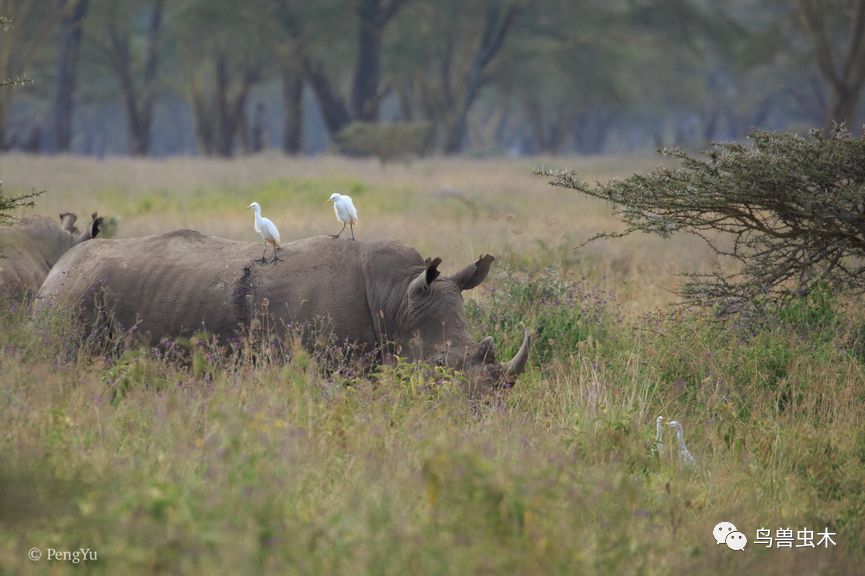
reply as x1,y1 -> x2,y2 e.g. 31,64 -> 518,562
327,193 -> 358,240
248,202 -> 281,263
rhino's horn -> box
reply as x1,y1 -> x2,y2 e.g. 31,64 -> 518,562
501,324 -> 531,378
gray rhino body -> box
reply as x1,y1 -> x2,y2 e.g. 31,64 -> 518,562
34,230 -> 529,387
0,213 -> 101,303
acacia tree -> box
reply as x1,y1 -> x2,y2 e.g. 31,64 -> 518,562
1,16 -> 40,221
494,0 -> 628,153
0,182 -> 40,225
0,3 -> 57,148
390,0 -> 520,153
46,0 -> 90,153
177,0 -> 270,157
263,0 -> 309,154
796,0 -> 865,128
271,0 -> 411,138
541,128 -> 865,311
89,0 -> 166,156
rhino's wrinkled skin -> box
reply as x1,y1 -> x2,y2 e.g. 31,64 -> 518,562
34,230 -> 530,387
0,212 -> 102,302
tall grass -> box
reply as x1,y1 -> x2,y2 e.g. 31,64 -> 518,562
2,265 -> 864,574
0,155 -> 862,573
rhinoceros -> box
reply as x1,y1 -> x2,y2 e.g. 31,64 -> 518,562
0,212 -> 103,303
34,230 -> 531,388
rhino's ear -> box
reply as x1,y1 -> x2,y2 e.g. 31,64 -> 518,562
451,254 -> 494,291
408,257 -> 442,298
76,212 -> 103,243
90,212 -> 103,239
59,212 -> 77,232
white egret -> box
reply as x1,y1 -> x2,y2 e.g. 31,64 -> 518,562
327,193 -> 358,240
668,420 -> 696,467
655,415 -> 665,451
248,202 -> 281,263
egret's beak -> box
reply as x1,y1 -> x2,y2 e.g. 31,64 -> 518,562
325,199 -> 332,205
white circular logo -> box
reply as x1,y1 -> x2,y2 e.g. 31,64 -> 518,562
725,531 -> 748,551
713,521 -> 737,545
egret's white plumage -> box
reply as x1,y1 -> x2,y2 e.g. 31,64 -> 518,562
327,193 -> 358,240
668,420 -> 696,467
248,202 -> 281,263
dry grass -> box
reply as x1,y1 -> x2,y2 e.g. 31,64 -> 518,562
1,154 -> 862,574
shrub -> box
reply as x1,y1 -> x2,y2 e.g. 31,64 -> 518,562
333,121 -> 433,164
466,267 -> 618,367
539,128 -> 865,311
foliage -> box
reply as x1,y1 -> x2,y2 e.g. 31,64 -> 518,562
0,181 -> 40,225
540,128 -> 865,310
2,0 -> 863,155
333,121 -> 433,164
466,266 -> 618,367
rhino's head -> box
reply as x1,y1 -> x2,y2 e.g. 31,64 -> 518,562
389,254 -> 531,390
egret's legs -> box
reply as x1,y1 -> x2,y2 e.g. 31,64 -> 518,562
350,222 -> 355,240
271,242 -> 280,263
260,241 -> 268,263
331,222 -> 346,239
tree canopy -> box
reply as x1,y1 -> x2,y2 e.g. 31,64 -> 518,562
2,0 -> 865,156
540,128 -> 865,310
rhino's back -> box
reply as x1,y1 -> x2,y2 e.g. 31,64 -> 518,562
34,230 -> 385,346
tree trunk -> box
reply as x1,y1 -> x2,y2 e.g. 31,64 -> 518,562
189,79 -> 214,156
187,54 -> 257,158
214,54 -> 232,157
47,0 -> 89,153
830,86 -> 860,128
250,102 -> 267,153
97,0 -> 163,156
797,0 -> 865,129
282,66 -> 303,154
0,100 -> 7,150
273,0 -> 407,140
238,108 -> 250,155
441,3 -> 519,154
572,113 -> 612,155
132,0 -> 164,156
0,0 -> 60,147
351,0 -> 383,122
303,57 -> 351,138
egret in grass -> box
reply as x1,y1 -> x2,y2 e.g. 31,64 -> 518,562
655,415 -> 665,451
248,202 -> 281,263
668,420 -> 696,467
327,193 -> 358,240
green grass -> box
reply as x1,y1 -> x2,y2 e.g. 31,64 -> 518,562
2,261 -> 864,575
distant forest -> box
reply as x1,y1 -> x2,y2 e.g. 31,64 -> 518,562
2,0 -> 864,157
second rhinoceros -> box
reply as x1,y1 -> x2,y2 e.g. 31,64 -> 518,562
0,212 -> 102,303
34,230 -> 530,388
